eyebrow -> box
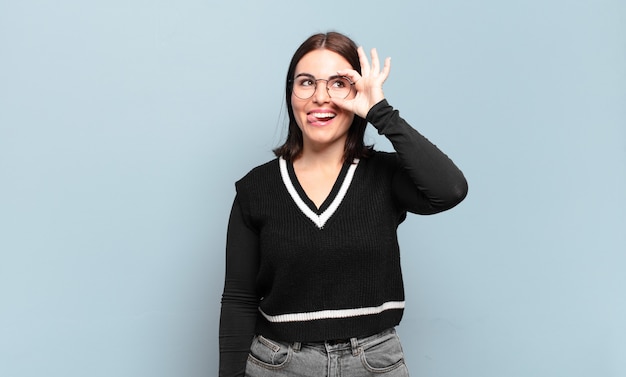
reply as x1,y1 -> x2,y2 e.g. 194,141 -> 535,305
294,73 -> 344,80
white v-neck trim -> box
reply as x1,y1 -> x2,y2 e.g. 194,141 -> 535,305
279,157 -> 359,229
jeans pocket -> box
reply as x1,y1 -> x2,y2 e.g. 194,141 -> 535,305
247,335 -> 292,370
360,332 -> 407,373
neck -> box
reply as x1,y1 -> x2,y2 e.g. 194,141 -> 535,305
297,140 -> 346,168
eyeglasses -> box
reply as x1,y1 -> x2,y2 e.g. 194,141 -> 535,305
290,74 -> 354,100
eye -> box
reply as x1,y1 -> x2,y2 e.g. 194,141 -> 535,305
297,78 -> 315,87
330,77 -> 349,88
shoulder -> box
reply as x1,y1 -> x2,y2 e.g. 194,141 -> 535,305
351,151 -> 401,185
363,150 -> 400,169
235,158 -> 280,192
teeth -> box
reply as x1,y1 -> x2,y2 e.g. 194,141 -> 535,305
312,113 -> 336,119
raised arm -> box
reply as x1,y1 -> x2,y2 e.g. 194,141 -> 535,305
367,100 -> 468,214
333,46 -> 467,214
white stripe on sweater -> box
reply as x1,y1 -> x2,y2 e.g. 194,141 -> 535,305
259,301 -> 405,323
279,157 -> 359,229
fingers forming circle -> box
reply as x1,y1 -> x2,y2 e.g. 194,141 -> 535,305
357,46 -> 370,77
370,48 -> 380,76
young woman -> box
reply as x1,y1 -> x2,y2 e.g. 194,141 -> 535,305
219,31 -> 468,377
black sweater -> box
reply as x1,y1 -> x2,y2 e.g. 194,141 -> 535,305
219,100 -> 468,377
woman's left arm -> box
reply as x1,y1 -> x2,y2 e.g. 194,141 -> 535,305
334,46 -> 467,214
367,100 -> 468,214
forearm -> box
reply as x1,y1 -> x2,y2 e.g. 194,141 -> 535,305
367,99 -> 468,213
219,197 -> 260,376
219,296 -> 257,377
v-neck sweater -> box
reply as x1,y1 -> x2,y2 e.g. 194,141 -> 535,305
285,157 -> 353,216
219,100 -> 468,377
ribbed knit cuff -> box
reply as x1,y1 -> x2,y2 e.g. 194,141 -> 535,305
365,99 -> 396,134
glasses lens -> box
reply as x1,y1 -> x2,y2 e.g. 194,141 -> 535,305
292,77 -> 316,99
327,77 -> 352,99
292,76 -> 353,99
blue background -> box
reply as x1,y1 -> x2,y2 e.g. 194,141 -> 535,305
1,0 -> 625,376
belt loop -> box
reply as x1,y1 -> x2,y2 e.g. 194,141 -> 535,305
292,341 -> 302,352
350,337 -> 360,356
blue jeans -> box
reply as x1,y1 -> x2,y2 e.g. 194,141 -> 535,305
244,328 -> 410,376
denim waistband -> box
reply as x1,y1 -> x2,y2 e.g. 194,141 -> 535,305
291,328 -> 396,356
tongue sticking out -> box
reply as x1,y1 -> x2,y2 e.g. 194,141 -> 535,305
307,113 -> 336,124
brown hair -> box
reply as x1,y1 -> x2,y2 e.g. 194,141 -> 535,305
273,32 -> 372,161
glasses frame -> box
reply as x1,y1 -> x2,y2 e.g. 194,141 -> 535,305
289,74 -> 355,100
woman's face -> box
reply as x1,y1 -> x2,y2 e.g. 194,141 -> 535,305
291,49 -> 355,154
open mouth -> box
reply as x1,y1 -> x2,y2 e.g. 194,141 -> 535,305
308,112 -> 336,123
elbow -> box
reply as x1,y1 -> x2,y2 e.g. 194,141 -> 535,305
453,175 -> 469,205
430,175 -> 468,213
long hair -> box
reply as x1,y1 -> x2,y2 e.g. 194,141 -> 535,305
273,32 -> 371,162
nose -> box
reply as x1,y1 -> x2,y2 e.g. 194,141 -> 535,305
312,79 -> 331,104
